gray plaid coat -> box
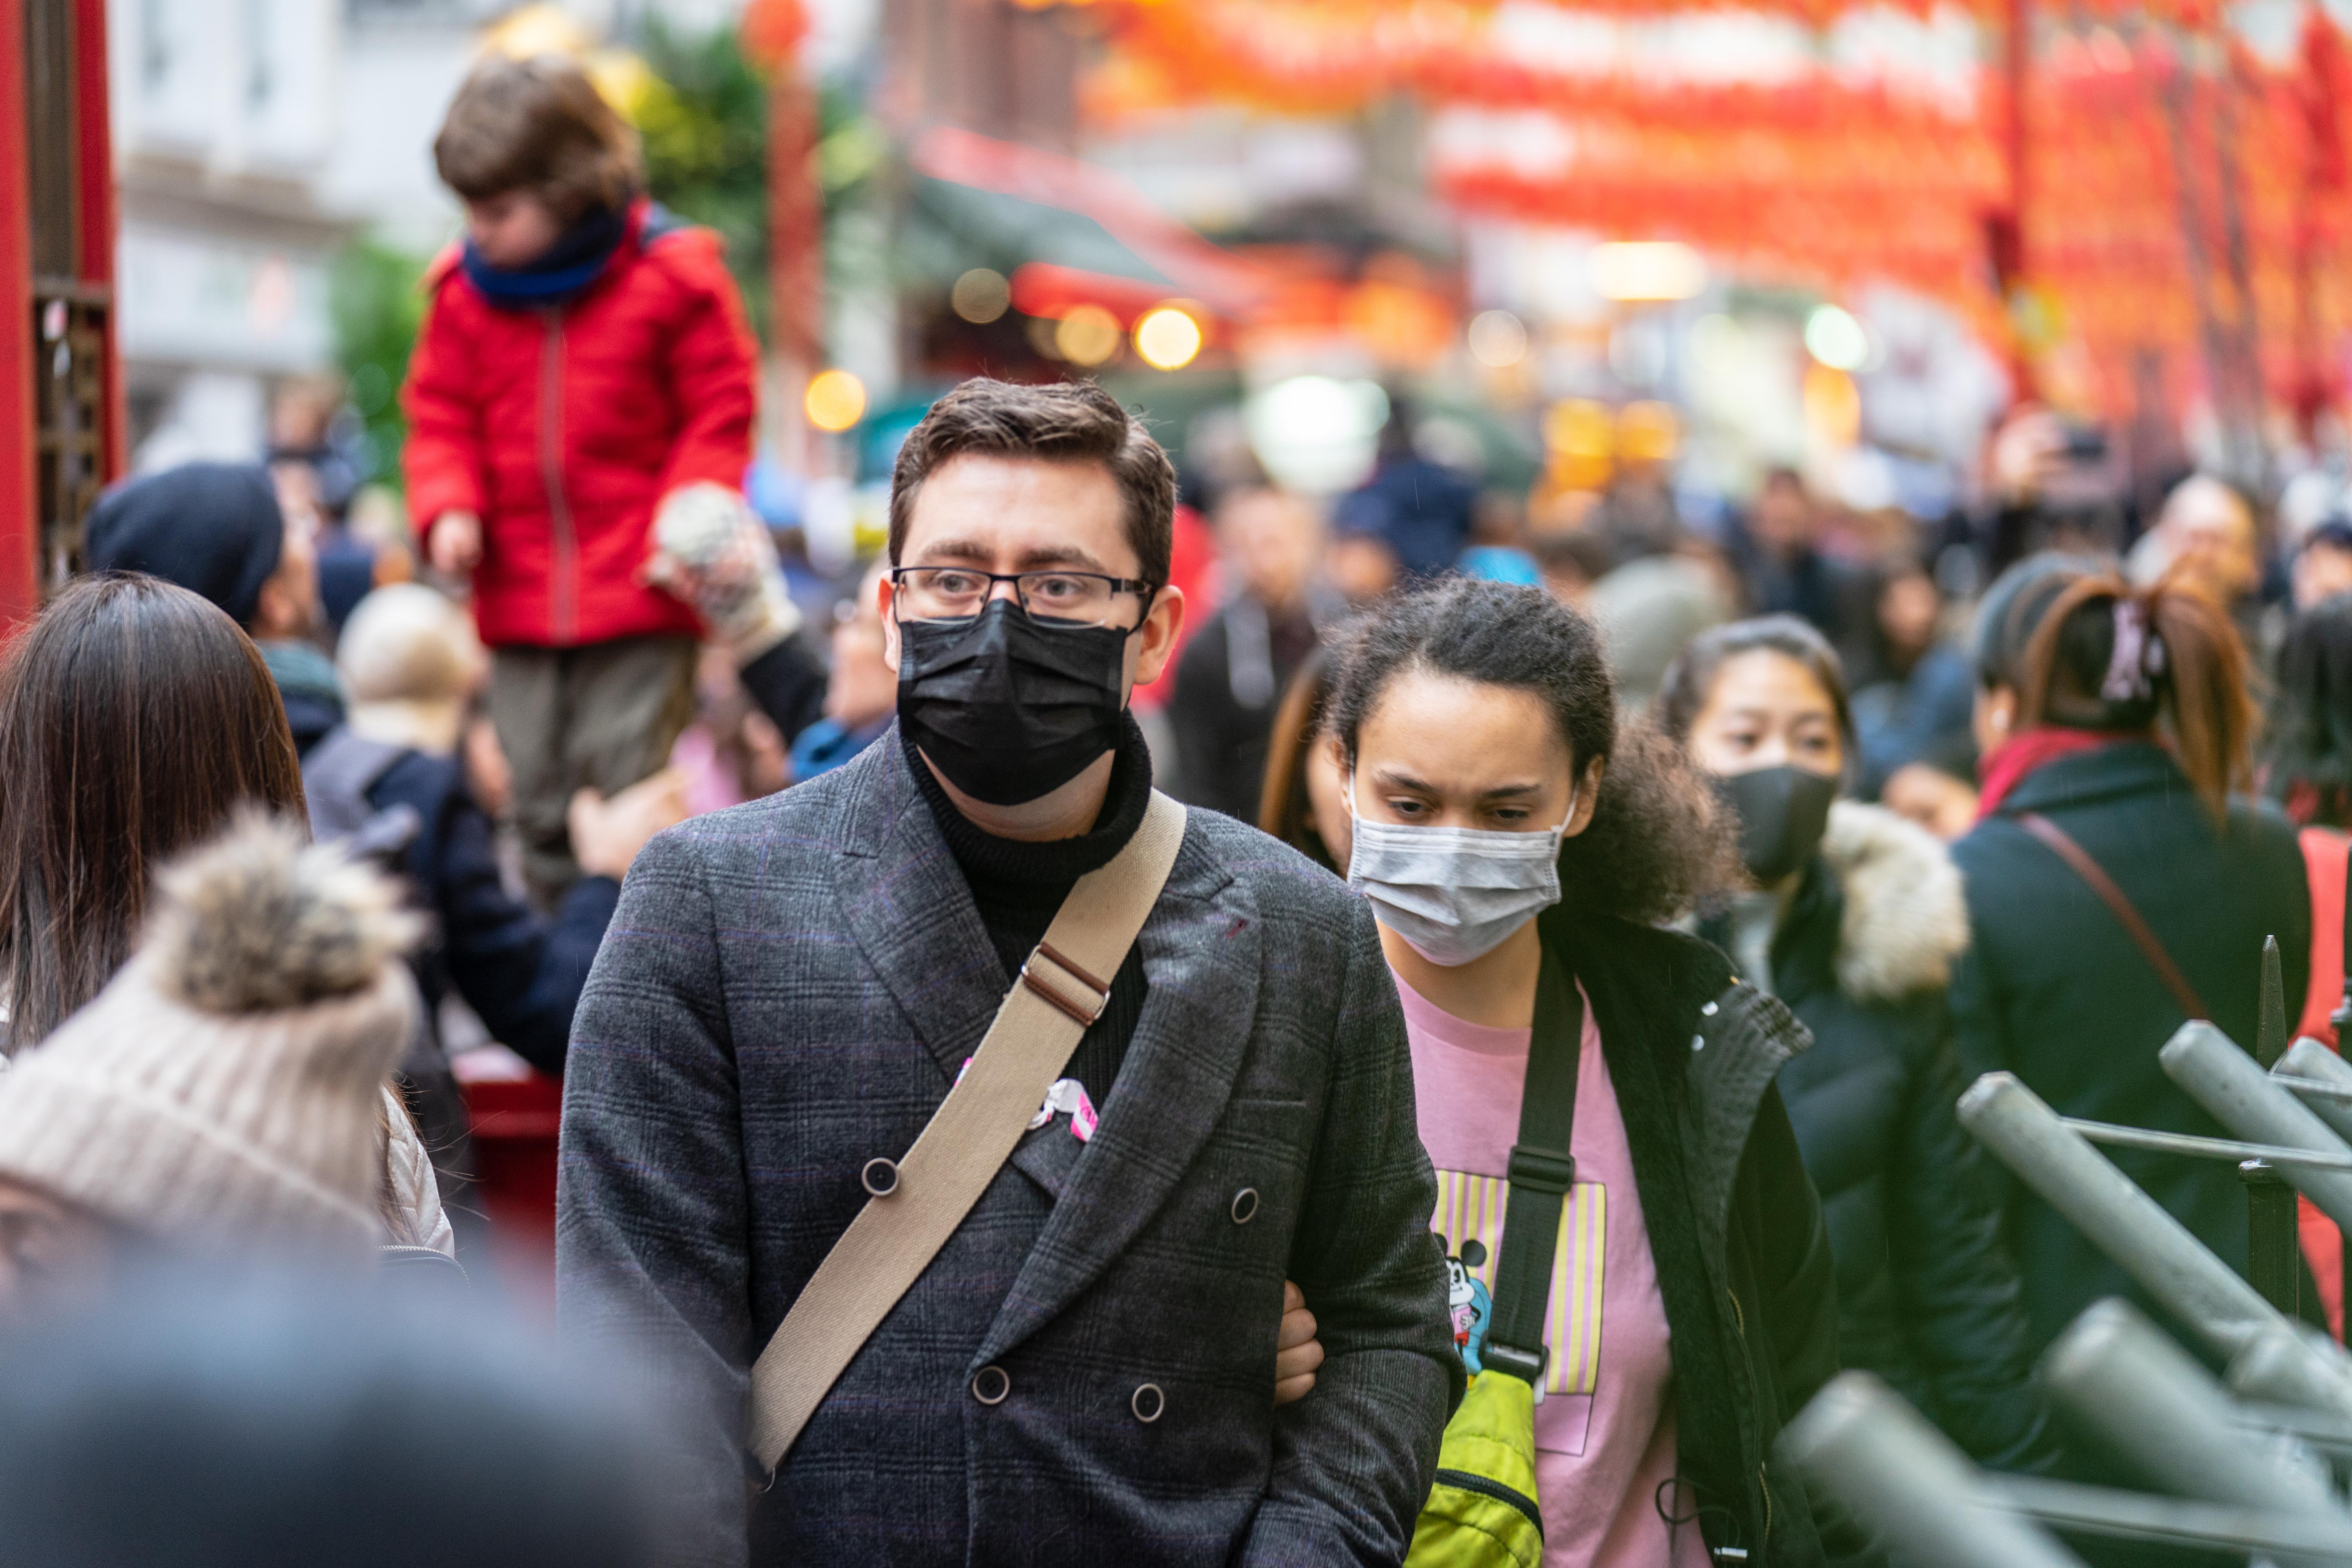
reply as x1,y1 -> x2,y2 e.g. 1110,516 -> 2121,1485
556,731 -> 1457,1567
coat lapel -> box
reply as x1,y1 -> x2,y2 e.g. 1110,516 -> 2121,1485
830,731 -> 1010,1090
978,822 -> 1259,1360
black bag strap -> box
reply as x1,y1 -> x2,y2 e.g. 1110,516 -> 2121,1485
2017,810 -> 2210,1020
1483,945 -> 1584,1388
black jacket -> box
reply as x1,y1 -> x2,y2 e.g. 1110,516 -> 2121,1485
1711,804 -> 2056,1473
1167,599 -> 1318,822
736,631 -> 829,753
1950,741 -> 2311,1355
284,698 -> 617,1077
1547,906 -> 1864,1566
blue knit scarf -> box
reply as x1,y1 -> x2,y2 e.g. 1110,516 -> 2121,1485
461,202 -> 629,310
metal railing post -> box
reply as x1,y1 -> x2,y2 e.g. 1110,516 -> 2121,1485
1959,1071 -> 2283,1356
1784,1372 -> 2088,1568
2246,937 -> 2305,1317
2042,1298 -> 2351,1567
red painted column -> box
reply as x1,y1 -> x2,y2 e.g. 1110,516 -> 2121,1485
0,0 -> 39,635
75,0 -> 118,481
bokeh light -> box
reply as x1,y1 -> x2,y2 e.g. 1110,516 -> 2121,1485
951,269 -> 1011,324
804,369 -> 868,433
1804,305 -> 1874,372
1617,400 -> 1681,464
1244,376 -> 1390,494
1466,309 -> 1528,368
1132,305 -> 1204,370
1588,242 -> 1708,303
1543,397 -> 1615,489
1803,363 -> 1862,446
1055,305 -> 1123,367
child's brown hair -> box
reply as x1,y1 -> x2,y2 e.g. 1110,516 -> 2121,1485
433,55 -> 641,221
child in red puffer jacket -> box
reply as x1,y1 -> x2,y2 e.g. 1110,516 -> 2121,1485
403,54 -> 764,904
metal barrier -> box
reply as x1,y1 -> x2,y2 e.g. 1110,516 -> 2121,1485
1783,1373 -> 2088,1568
1797,930 -> 2352,1562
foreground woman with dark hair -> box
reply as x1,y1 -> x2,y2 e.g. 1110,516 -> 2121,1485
1953,557 -> 2310,1353
1658,615 -> 2056,1474
0,573 -> 307,1053
1323,577 -> 1856,1566
0,573 -> 451,1255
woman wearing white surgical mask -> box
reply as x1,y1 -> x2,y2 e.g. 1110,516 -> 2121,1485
1320,579 -> 1858,1568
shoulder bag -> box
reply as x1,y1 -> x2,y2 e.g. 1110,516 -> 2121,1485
743,790 -> 1187,1483
1408,946 -> 1583,1568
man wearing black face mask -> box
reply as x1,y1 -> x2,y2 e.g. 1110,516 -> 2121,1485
557,378 -> 1459,1568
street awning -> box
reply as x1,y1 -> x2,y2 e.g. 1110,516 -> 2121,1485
906,126 -> 1269,322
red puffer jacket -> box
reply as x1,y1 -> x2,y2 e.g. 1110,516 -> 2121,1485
402,201 -> 758,648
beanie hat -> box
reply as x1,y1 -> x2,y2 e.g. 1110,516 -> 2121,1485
338,584 -> 481,755
0,815 -> 421,1258
83,463 -> 285,628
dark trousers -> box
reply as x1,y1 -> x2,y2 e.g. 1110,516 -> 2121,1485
487,635 -> 697,905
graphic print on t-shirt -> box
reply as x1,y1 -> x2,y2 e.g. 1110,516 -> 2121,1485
1432,1167 -> 1607,1456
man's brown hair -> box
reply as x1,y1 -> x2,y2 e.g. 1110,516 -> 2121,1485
888,379 -> 1177,584
433,55 -> 641,221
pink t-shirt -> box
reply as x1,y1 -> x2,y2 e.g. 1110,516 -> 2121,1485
1397,969 -> 1710,1568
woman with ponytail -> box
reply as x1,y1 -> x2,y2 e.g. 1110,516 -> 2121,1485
1950,554 -> 2311,1354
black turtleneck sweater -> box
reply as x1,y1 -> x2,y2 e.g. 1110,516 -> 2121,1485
906,716 -> 1154,1108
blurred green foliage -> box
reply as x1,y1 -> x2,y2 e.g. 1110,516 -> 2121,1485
636,17 -> 884,346
633,19 -> 772,338
329,237 -> 428,490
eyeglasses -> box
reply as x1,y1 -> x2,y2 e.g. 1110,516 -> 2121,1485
889,567 -> 1157,630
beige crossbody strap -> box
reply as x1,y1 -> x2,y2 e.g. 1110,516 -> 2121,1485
745,789 -> 1188,1477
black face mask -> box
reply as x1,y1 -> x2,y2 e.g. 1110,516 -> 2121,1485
897,599 -> 1130,806
1712,765 -> 1838,885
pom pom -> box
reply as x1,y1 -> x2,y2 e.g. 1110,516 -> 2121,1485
148,812 -> 422,1014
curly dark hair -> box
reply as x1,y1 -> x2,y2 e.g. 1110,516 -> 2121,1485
1324,577 -> 1738,923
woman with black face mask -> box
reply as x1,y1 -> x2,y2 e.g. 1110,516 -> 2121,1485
1323,579 -> 1865,1568
1659,615 -> 2059,1478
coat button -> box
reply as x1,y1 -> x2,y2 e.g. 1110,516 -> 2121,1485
861,1157 -> 900,1197
1700,1000 -> 1719,1017
971,1365 -> 1010,1406
1230,1187 -> 1260,1225
1131,1382 -> 1165,1423
1691,1034 -> 1706,1053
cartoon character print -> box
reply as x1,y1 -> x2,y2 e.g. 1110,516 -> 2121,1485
1436,1235 -> 1494,1374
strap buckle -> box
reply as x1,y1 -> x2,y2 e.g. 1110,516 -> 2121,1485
1019,941 -> 1112,1027
1506,1145 -> 1576,1194
1483,1338 -> 1548,1390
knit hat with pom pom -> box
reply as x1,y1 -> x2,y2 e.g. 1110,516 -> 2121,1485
0,813 -> 421,1257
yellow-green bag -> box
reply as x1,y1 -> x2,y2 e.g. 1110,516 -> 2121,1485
1407,1371 -> 1543,1568
1408,945 -> 1586,1568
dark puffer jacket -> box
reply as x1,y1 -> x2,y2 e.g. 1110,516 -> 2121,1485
1714,803 -> 2056,1473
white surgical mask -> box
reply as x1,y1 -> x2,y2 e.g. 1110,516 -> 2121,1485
1344,776 -> 1575,966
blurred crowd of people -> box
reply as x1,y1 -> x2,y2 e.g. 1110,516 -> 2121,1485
8,47 -> 2352,1568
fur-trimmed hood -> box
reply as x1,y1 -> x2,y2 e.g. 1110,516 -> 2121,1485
1819,799 -> 1971,1003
